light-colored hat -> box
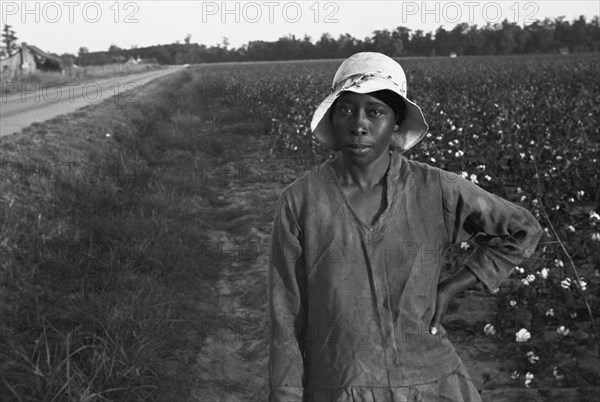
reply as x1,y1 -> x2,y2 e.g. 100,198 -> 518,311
310,52 -> 429,151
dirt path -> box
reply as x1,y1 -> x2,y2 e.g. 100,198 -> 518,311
155,110 -> 283,401
1,66 -> 186,137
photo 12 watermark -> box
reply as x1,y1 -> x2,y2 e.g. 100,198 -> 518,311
1,159 -> 143,184
200,1 -> 340,24
399,1 -> 540,25
1,80 -> 140,105
1,1 -> 140,24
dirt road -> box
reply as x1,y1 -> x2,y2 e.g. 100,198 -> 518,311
0,66 -> 186,137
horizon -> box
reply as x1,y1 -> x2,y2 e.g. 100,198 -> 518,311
1,1 -> 599,56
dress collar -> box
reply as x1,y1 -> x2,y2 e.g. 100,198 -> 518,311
321,149 -> 403,232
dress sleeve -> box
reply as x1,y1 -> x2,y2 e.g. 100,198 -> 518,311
439,171 -> 543,292
268,192 -> 307,402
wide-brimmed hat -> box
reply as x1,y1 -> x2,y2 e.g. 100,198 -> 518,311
310,52 -> 429,151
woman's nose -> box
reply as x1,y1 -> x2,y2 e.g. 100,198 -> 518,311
350,109 -> 368,136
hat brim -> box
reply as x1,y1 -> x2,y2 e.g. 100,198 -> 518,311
310,76 -> 429,151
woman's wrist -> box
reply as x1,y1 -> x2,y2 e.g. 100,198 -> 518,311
439,267 -> 479,297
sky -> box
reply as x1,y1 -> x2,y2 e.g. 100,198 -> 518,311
1,1 -> 599,55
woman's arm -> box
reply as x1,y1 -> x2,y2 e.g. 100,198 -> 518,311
432,170 -> 544,333
269,193 -> 307,402
429,268 -> 479,334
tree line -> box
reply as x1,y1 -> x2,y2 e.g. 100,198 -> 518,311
75,16 -> 599,65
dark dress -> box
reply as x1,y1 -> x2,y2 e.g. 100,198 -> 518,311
269,150 -> 542,401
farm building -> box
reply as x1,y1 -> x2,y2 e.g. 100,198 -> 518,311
0,42 -> 63,80
126,56 -> 158,65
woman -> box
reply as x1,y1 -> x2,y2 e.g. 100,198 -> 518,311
268,52 -> 542,402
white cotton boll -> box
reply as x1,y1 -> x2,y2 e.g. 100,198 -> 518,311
553,367 -> 565,380
484,323 -> 496,336
526,351 -> 539,364
515,328 -> 531,342
525,372 -> 534,388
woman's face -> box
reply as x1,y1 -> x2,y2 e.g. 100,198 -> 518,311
331,91 -> 399,167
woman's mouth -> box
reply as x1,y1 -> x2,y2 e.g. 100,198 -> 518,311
345,144 -> 372,155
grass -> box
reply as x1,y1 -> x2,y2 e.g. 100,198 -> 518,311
0,65 -> 266,401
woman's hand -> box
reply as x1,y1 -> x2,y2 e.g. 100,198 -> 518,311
429,283 -> 454,335
429,268 -> 479,335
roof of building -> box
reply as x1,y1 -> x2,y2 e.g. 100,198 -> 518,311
25,44 -> 63,64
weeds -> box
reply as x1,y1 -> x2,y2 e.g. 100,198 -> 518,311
1,65 -> 222,401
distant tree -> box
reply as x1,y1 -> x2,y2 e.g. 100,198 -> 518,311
184,34 -> 191,45
497,20 -> 518,54
463,25 -> 486,55
434,26 -> 451,56
372,29 -> 396,55
60,53 -> 76,67
408,30 -> 433,56
68,15 -> 600,65
336,33 -> 358,58
526,18 -> 556,53
392,27 -> 411,56
315,33 -> 337,58
78,46 -> 89,57
2,24 -> 18,56
449,23 -> 469,55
